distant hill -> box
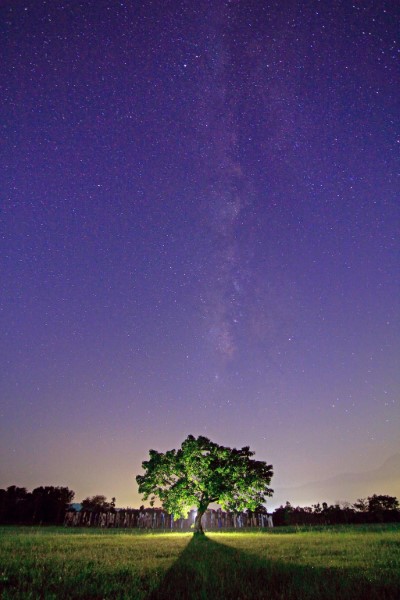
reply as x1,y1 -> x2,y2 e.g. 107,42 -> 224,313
271,453 -> 400,509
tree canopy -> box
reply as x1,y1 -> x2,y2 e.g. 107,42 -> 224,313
81,495 -> 116,512
136,434 -> 273,533
367,494 -> 399,512
0,485 -> 74,525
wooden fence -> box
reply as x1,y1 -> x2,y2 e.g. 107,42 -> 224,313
64,508 -> 274,529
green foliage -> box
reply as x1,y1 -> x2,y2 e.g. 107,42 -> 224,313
136,434 -> 273,519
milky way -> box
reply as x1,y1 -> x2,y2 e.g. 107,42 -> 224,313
1,1 -> 399,508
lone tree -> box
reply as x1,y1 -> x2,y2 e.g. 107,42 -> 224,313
136,434 -> 273,533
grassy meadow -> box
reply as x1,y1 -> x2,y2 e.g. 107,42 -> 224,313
0,524 -> 399,599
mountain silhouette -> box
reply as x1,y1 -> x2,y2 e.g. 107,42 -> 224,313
271,453 -> 400,508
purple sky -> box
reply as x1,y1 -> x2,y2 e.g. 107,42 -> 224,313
1,0 -> 399,509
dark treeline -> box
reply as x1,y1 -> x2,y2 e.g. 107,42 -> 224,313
272,495 -> 400,526
0,486 -> 74,525
1,486 -> 399,527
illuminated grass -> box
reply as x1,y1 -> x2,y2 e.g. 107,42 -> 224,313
0,525 -> 399,598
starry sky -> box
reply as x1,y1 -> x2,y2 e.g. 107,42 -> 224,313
1,0 -> 399,510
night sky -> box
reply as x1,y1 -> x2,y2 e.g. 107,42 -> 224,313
1,0 -> 399,510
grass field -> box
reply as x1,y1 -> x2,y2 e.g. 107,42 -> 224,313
0,524 -> 399,599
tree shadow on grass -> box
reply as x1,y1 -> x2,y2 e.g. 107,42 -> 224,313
149,534 -> 399,600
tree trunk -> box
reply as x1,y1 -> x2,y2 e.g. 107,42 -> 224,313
194,510 -> 205,534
